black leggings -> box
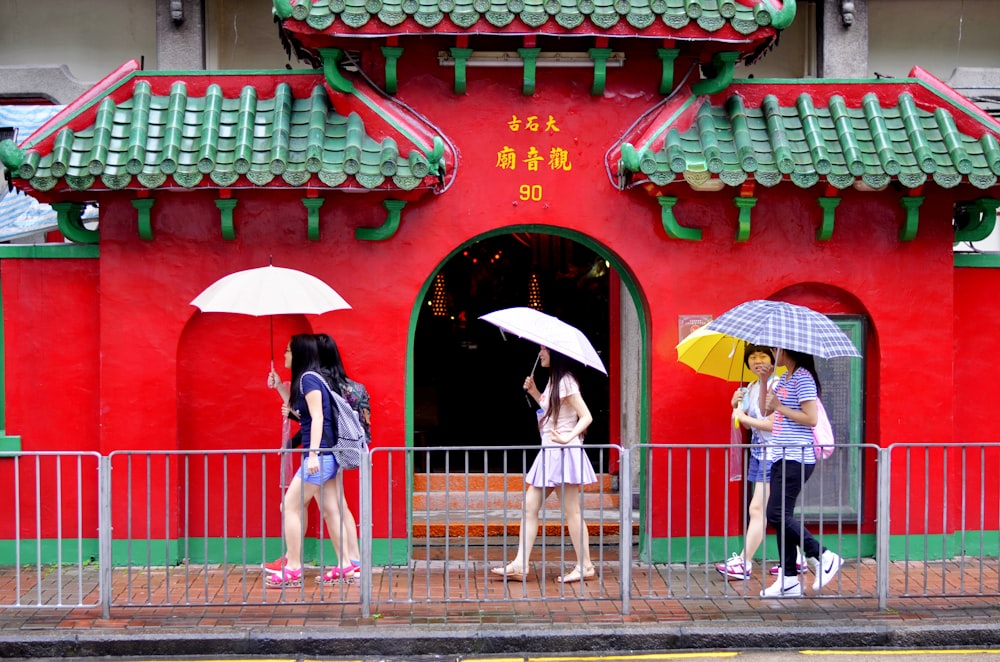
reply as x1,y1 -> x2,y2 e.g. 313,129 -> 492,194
766,459 -> 823,576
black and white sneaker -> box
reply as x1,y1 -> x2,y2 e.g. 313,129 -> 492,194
760,576 -> 802,598
811,549 -> 844,590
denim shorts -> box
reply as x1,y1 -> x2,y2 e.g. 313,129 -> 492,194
746,454 -> 770,483
297,453 -> 340,485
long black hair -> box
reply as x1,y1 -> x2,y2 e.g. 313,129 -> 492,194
539,348 -> 580,431
288,333 -> 321,404
783,349 -> 822,398
315,332 -> 348,391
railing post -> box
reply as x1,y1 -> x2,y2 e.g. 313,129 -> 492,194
618,445 -> 631,614
99,454 -> 112,619
876,446 -> 891,610
360,446 -> 372,617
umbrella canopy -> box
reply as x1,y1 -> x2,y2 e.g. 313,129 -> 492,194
191,265 -> 351,317
479,307 -> 607,375
676,327 -> 785,383
703,300 -> 860,359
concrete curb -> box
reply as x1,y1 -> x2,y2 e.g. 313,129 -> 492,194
4,621 -> 1000,658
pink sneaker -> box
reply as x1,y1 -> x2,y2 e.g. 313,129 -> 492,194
716,553 -> 752,580
262,556 -> 287,575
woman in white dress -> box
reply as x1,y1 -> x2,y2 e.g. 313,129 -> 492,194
491,346 -> 597,583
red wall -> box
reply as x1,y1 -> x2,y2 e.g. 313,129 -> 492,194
3,39 -> 996,545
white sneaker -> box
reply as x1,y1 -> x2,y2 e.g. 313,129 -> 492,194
716,553 -> 752,580
760,576 -> 802,598
811,549 -> 844,590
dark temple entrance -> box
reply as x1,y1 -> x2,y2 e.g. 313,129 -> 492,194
414,232 -> 611,473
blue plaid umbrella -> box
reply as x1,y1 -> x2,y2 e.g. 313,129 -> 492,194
704,300 -> 861,359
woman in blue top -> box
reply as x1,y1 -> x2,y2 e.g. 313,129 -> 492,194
760,348 -> 843,597
266,334 -> 346,589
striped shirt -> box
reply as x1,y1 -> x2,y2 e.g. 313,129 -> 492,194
768,367 -> 817,465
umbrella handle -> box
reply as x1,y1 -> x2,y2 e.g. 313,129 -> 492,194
525,354 -> 540,407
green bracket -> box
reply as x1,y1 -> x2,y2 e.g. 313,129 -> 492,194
215,199 -> 237,240
319,48 -> 354,94
657,48 -> 681,96
733,197 -> 756,242
658,196 -> 701,241
131,198 -> 155,241
357,199 -> 407,241
52,201 -> 98,244
302,198 -> 325,241
899,196 -> 924,242
955,198 -> 1000,243
692,51 -> 739,96
589,48 -> 613,96
817,197 -> 840,241
450,48 -> 472,95
382,47 -> 404,95
518,48 -> 540,96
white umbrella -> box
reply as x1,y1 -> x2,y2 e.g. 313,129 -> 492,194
479,307 -> 607,375
191,263 -> 351,362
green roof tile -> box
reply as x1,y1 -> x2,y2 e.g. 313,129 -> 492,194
616,76 -> 1000,192
4,71 -> 452,195
274,0 -> 791,40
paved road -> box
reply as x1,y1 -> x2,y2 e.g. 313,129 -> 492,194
10,651 -> 1000,662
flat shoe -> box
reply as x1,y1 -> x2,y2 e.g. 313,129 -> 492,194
557,566 -> 596,584
490,562 -> 528,581
317,564 -> 359,584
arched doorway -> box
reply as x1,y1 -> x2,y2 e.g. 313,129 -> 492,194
413,231 -> 613,474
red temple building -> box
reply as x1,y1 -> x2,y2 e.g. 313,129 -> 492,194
1,0 -> 998,565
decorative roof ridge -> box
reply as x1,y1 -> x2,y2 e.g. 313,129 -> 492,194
21,59 -> 141,152
610,76 -> 1000,193
3,63 -> 456,196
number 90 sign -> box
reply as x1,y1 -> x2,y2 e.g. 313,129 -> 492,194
518,184 -> 543,201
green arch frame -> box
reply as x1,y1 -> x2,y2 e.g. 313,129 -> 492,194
405,224 -> 652,546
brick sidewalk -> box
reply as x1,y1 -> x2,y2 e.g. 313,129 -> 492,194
2,560 -> 1000,658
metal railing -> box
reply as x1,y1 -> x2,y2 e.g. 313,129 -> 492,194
1,443 -> 999,616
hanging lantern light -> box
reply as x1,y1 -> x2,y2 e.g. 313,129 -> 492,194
528,272 -> 543,310
430,272 -> 448,317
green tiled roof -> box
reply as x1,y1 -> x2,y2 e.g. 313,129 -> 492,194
2,74 -> 449,194
275,0 -> 794,38
617,77 -> 1000,191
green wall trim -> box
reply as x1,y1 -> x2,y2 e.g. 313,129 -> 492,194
0,538 -> 406,566
131,198 -> 155,241
658,195 -> 702,240
52,201 -> 99,244
657,48 -> 681,96
0,434 -> 21,455
691,52 -> 739,96
518,48 -> 540,96
817,197 -> 840,241
450,48 -> 473,95
301,197 -> 324,241
644,534 -> 878,564
954,198 -> 1000,243
588,48 -> 613,97
6,532 -> 998,566
955,253 -> 1000,267
0,244 -> 99,258
899,196 -> 924,242
381,46 -> 404,95
215,198 -> 238,240
356,199 -> 406,241
733,196 -> 756,242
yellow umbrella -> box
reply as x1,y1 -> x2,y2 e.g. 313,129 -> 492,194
676,327 -> 784,383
